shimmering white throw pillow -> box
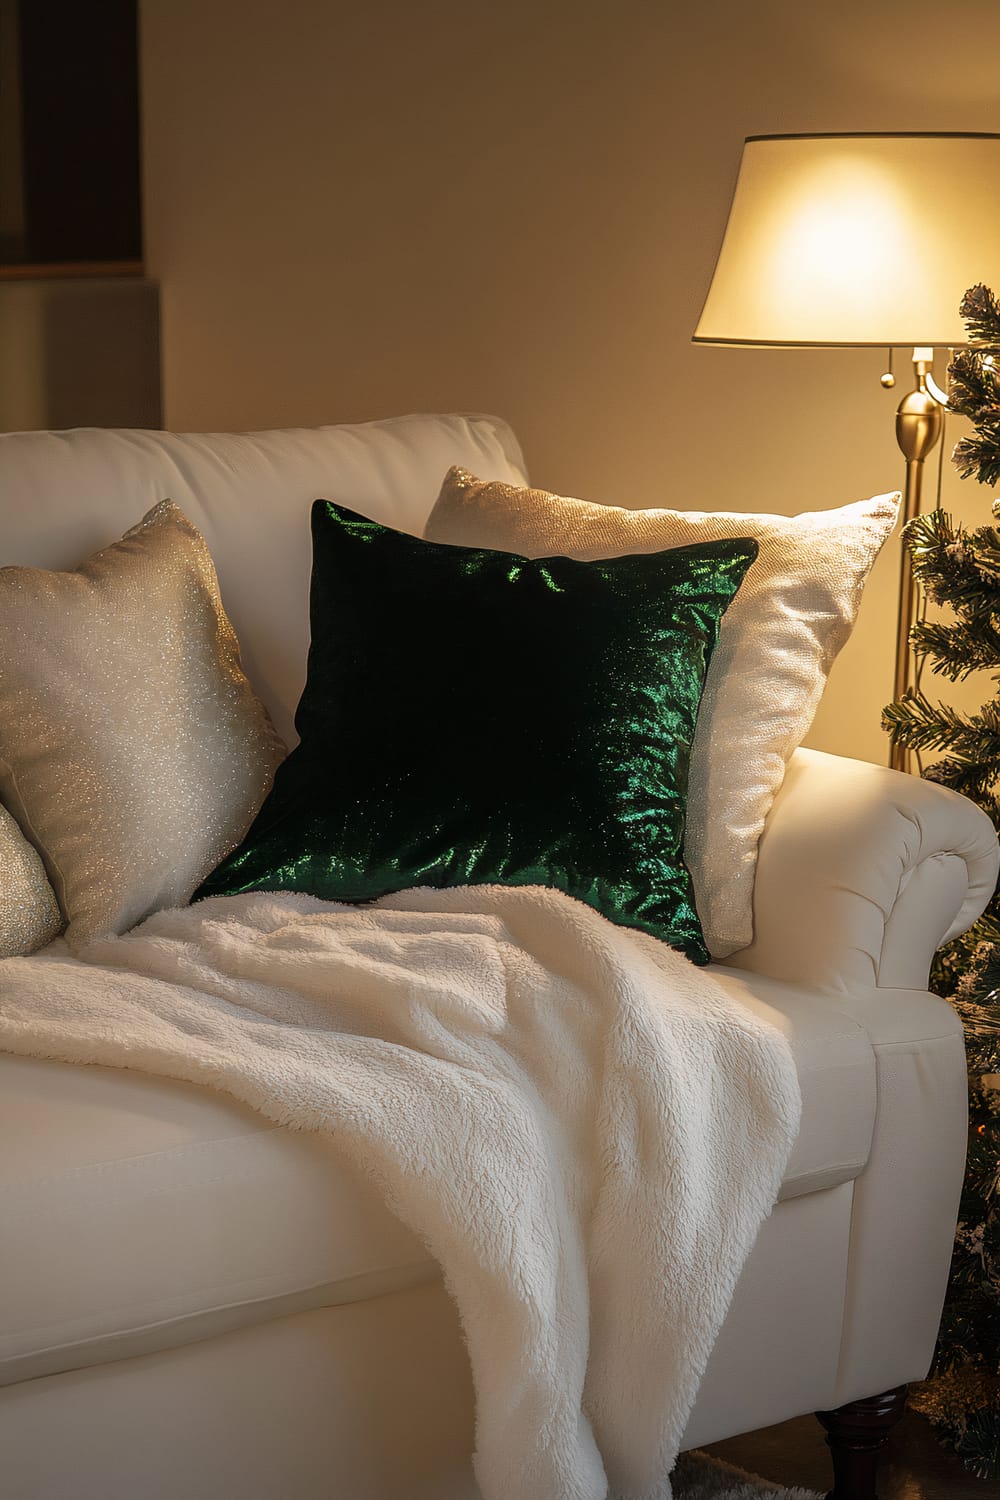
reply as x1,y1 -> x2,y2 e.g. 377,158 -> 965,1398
0,803 -> 62,956
425,468 -> 899,958
0,501 -> 286,948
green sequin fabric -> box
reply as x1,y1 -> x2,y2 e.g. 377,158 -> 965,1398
195,502 -> 757,964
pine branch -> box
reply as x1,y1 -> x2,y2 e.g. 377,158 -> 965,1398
975,695 -> 1000,737
948,285 -> 1000,490
882,691 -> 973,752
968,526 -> 1000,582
955,993 -> 1000,1032
905,507 -> 961,562
923,755 -> 1000,806
960,939 -> 1000,992
964,700 -> 1000,762
949,348 -> 1000,420
912,618 -> 1000,679
954,428 -> 1000,487
969,1036 -> 1000,1074
961,283 -> 1000,345
887,692 -> 1000,763
979,913 -> 1000,943
963,1128 -> 1000,1201
903,511 -> 996,612
904,515 -> 1000,625
952,913 -> 1000,956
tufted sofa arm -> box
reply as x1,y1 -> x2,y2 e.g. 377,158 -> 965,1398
727,747 -> 999,995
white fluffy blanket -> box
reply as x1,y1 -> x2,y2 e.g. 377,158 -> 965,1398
0,885 -> 800,1500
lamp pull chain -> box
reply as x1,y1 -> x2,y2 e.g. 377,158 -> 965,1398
881,348 -> 896,389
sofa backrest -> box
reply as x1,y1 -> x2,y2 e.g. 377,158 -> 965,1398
0,412 -> 527,744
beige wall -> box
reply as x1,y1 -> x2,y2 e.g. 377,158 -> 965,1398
0,279 -> 161,431
139,0 -> 1000,765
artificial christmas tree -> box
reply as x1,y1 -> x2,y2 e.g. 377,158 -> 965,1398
883,282 -> 1000,1480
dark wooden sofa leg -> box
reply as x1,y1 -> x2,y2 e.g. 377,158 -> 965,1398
815,1385 -> 907,1500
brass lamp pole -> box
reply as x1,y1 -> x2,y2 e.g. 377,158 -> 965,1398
890,348 -> 947,772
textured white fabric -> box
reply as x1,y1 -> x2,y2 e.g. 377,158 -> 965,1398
0,414 -> 527,747
0,805 -> 61,957
0,502 -> 285,946
732,748 -> 1000,995
424,470 -> 900,958
0,886 -> 800,1500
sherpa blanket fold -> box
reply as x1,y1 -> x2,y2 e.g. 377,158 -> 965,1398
0,885 -> 800,1500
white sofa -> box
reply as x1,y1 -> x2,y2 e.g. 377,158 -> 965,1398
0,412 -> 996,1500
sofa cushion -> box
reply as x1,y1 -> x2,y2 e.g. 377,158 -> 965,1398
0,1053 -> 434,1387
0,963 -> 879,1387
197,503 -> 758,964
0,414 -> 527,748
0,501 -> 285,947
424,468 -> 899,960
0,804 -> 61,958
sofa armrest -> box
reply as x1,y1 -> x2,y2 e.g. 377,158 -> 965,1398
727,747 -> 999,994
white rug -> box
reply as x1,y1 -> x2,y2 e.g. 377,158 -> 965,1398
675,1452 -> 824,1499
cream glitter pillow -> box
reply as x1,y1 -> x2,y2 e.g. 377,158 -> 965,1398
0,501 -> 286,949
0,803 -> 62,956
425,468 -> 900,959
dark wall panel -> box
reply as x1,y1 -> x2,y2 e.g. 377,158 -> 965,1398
17,0 -> 141,263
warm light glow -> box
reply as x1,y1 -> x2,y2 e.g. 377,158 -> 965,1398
694,134 -> 1000,347
764,162 -> 912,320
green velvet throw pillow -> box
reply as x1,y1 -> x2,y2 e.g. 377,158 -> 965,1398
195,502 -> 757,964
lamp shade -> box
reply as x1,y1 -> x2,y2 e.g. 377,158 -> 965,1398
693,134 -> 1000,347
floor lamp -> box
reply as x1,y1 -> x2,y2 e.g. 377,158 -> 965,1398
692,133 -> 1000,772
